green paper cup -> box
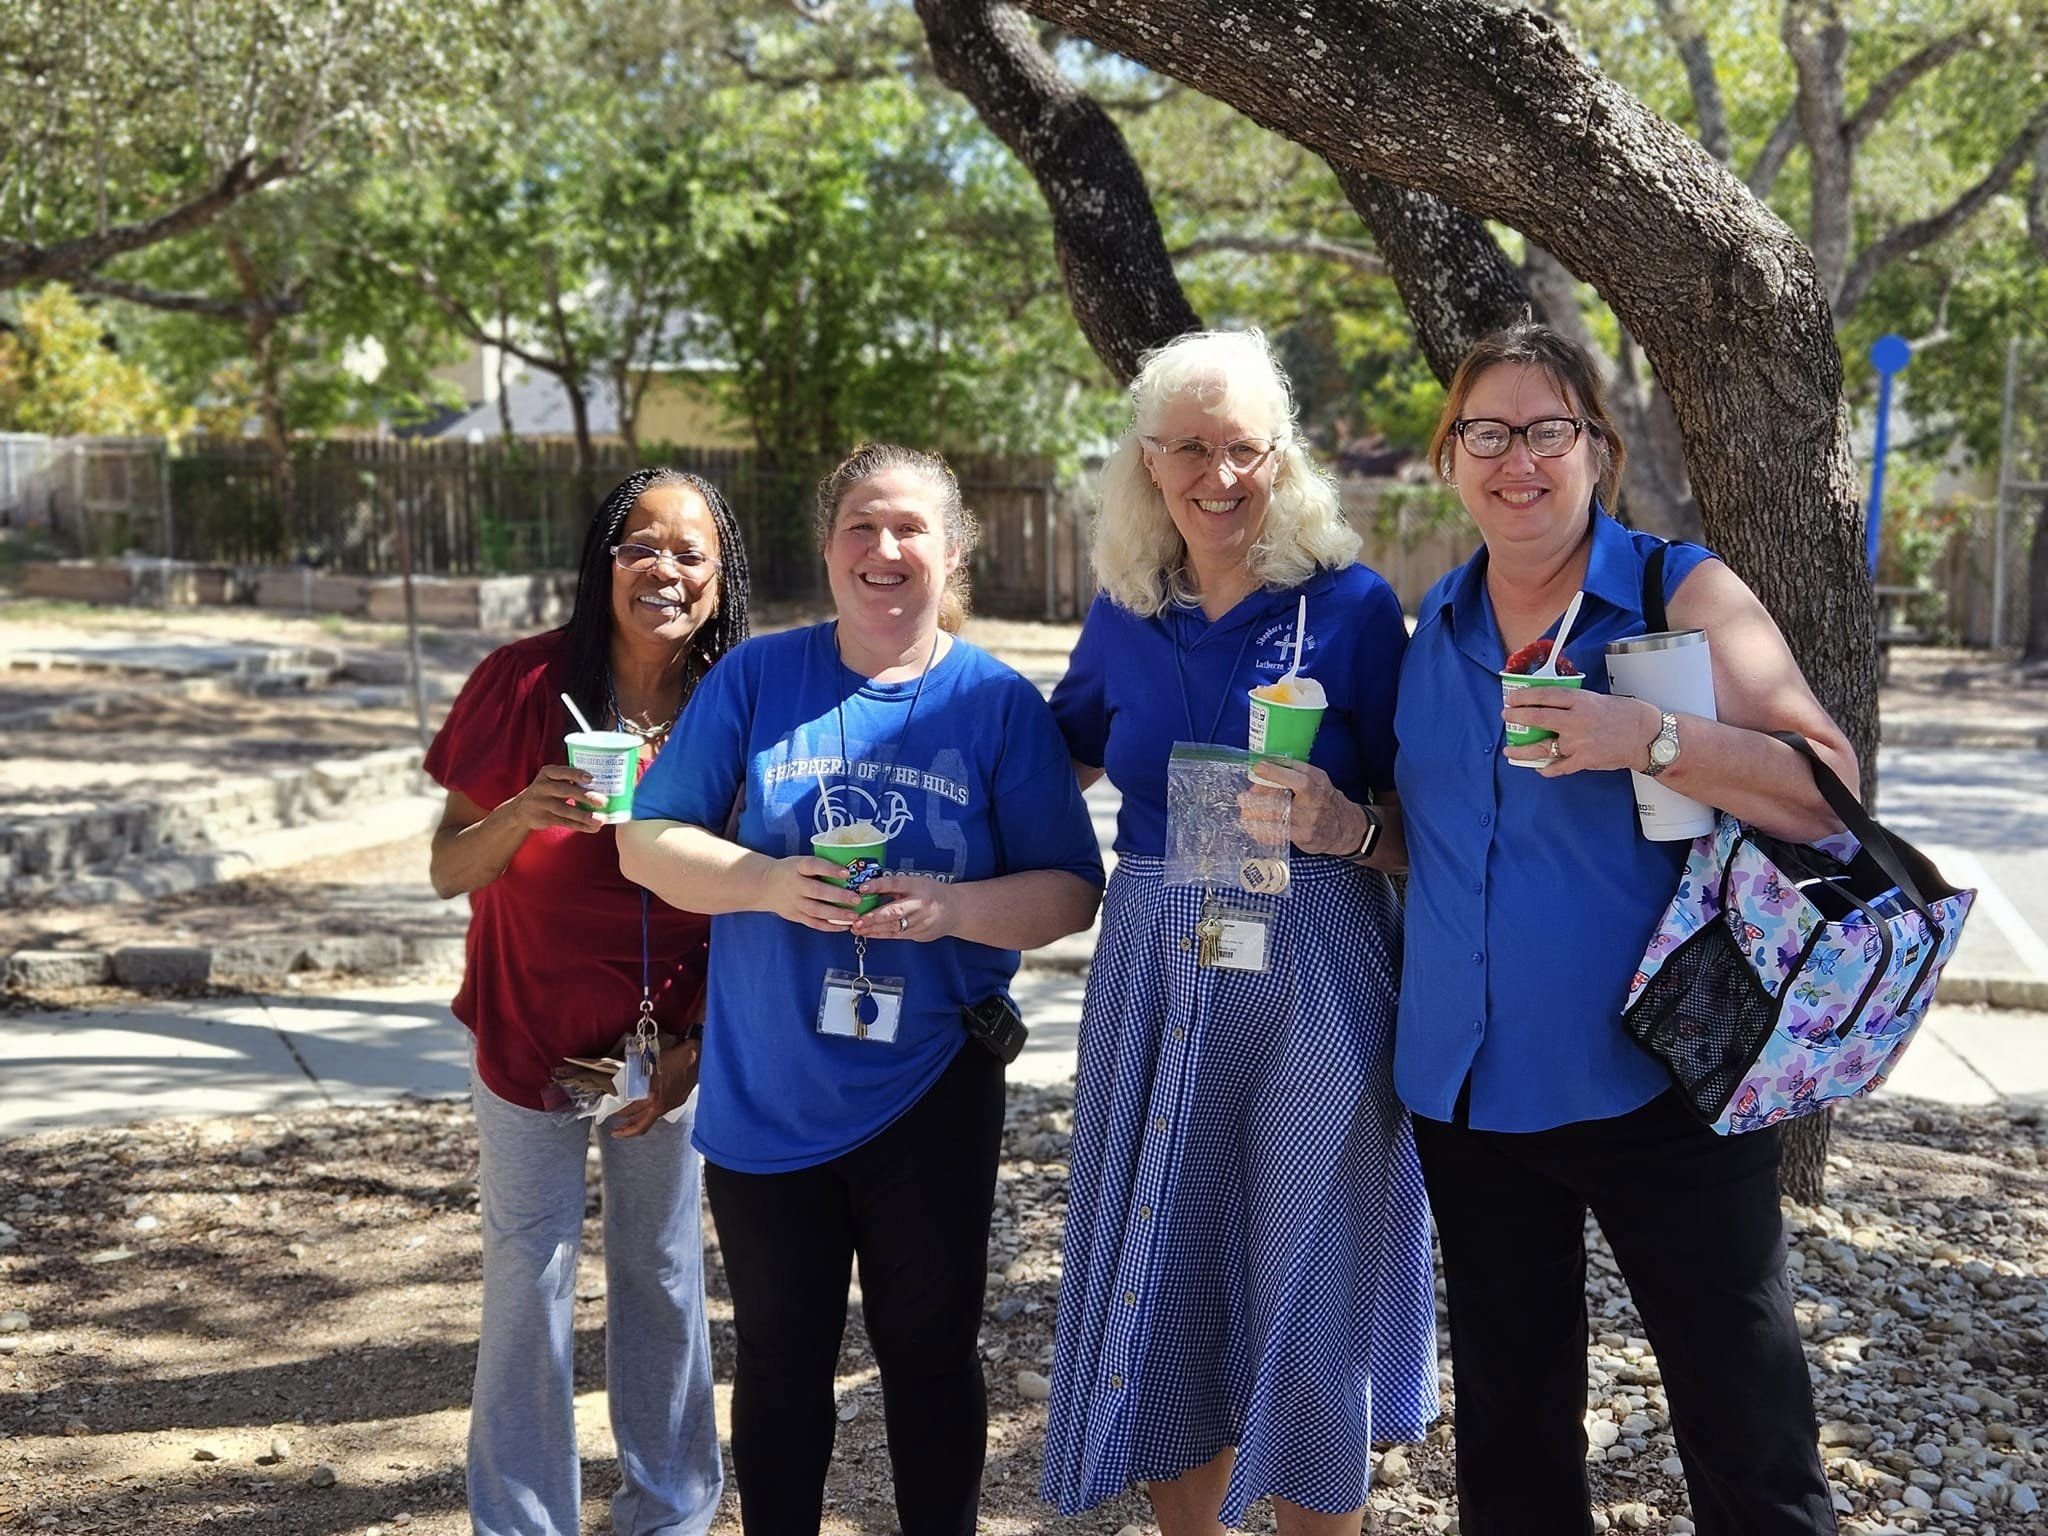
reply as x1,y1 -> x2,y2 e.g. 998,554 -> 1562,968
1247,686 -> 1326,761
564,730 -> 642,821
811,824 -> 889,915
1499,672 -> 1585,765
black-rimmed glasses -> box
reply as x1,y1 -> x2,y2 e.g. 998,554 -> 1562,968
611,542 -> 720,580
1141,435 -> 1285,476
1451,417 -> 1592,459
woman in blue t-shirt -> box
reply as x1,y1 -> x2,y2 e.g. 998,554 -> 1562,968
1395,322 -> 1856,1536
621,443 -> 1103,1536
1042,330 -> 1437,1535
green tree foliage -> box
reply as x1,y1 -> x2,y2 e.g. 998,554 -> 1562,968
0,0 -> 507,293
0,285 -> 182,434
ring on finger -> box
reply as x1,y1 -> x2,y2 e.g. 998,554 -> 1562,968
898,914 -> 909,932
1547,738 -> 1562,760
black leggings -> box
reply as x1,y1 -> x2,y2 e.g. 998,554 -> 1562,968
1413,1091 -> 1836,1536
703,1044 -> 1004,1536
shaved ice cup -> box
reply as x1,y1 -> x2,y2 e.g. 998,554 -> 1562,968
812,822 -> 889,916
1498,672 -> 1584,765
1247,679 -> 1326,761
564,730 -> 642,821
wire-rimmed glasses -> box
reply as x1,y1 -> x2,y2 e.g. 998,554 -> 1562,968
1141,434 -> 1285,478
611,542 -> 721,582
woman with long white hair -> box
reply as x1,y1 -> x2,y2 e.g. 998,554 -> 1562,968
1042,331 -> 1437,1535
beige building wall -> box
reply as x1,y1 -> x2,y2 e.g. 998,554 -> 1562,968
635,373 -> 752,450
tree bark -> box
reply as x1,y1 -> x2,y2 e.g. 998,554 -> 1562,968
1012,0 -> 1876,1203
1329,167 -> 1531,383
914,0 -> 1199,382
219,229 -> 297,537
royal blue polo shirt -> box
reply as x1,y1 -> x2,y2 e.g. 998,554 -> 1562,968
1050,565 -> 1406,857
1394,511 -> 1713,1132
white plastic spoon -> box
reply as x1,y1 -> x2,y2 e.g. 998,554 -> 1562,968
1285,592 -> 1308,682
1534,589 -> 1586,677
560,691 -> 596,734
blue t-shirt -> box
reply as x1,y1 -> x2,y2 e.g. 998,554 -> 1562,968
1393,510 -> 1714,1132
1050,564 -> 1407,856
634,623 -> 1104,1173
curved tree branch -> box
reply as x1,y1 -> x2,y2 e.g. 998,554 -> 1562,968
0,155 -> 293,289
1332,167 -> 1531,383
66,274 -> 306,322
1171,232 -> 1387,276
914,0 -> 1198,382
1836,103 -> 2048,319
1745,106 -> 1802,198
1842,26 -> 1980,150
1653,0 -> 1731,165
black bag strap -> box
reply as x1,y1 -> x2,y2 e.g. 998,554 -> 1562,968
1766,730 -> 1945,934
1641,540 -> 1670,633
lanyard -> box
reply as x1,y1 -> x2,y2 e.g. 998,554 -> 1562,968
833,623 -> 940,794
1171,612 -> 1260,746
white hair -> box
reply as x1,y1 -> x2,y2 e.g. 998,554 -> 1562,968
1092,329 -> 1360,617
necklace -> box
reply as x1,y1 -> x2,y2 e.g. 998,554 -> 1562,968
606,651 -> 699,741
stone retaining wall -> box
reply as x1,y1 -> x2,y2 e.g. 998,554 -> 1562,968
0,747 -> 426,899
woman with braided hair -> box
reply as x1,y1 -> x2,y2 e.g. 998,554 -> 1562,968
426,467 -> 750,1535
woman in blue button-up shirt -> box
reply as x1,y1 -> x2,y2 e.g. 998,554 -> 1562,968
1395,322 -> 1856,1536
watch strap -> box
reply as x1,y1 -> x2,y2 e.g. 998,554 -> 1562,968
1348,803 -> 1382,860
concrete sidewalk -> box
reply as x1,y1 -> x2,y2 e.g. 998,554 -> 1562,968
2,974 -> 2043,1137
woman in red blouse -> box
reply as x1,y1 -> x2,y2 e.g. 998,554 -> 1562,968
424,468 -> 749,1536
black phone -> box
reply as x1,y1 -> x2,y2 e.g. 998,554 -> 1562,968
961,994 -> 1027,1064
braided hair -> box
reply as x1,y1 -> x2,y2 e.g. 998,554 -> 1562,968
561,468 -> 752,730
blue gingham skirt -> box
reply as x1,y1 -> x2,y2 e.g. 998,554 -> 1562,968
1041,855 -> 1438,1522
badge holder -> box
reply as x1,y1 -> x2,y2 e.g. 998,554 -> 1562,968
1164,743 -> 1293,973
819,930 -> 906,1043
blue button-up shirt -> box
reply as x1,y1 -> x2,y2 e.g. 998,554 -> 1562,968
1394,511 -> 1713,1131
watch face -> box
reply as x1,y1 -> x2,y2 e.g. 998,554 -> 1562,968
1650,735 -> 1679,766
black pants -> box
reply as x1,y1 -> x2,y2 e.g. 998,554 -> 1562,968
1412,1091 -> 1836,1536
703,1044 -> 1004,1536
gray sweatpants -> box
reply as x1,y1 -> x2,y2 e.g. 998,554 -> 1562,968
467,1066 -> 722,1535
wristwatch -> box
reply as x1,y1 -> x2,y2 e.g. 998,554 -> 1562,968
1644,711 -> 1681,778
1348,804 -> 1383,860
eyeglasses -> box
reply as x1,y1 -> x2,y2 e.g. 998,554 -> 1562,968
611,542 -> 720,581
1451,417 -> 1592,459
1141,435 -> 1285,476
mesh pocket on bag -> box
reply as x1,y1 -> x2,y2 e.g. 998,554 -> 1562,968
1623,918 -> 1780,1121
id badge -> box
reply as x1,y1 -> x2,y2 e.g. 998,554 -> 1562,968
818,969 -> 906,1043
1201,909 -> 1270,973
622,1033 -> 656,1101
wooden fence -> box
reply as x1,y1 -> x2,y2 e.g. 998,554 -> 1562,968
125,436 -> 1095,619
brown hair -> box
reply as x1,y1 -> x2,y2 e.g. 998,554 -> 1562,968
815,443 -> 980,632
1428,322 -> 1627,508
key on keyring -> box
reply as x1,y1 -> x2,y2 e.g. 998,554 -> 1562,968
1196,912 -> 1225,967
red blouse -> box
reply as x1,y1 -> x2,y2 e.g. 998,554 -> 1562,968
423,630 -> 709,1109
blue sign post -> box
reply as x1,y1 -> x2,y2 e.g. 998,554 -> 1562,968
1866,333 -> 1912,576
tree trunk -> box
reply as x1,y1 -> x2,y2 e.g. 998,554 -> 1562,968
914,0 -> 1200,382
1011,0 -> 1878,1203
1328,167 -> 1532,382
2025,495 -> 2048,666
220,229 -> 297,541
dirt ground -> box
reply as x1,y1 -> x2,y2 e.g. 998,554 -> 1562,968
3,1079 -> 2046,1536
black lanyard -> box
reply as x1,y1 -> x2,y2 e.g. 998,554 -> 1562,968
1171,612 -> 1260,745
833,623 -> 940,794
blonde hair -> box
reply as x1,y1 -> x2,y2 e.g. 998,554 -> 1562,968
1093,329 -> 1361,618
815,443 -> 981,632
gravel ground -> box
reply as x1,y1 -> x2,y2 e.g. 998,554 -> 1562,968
2,1087 -> 2044,1536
